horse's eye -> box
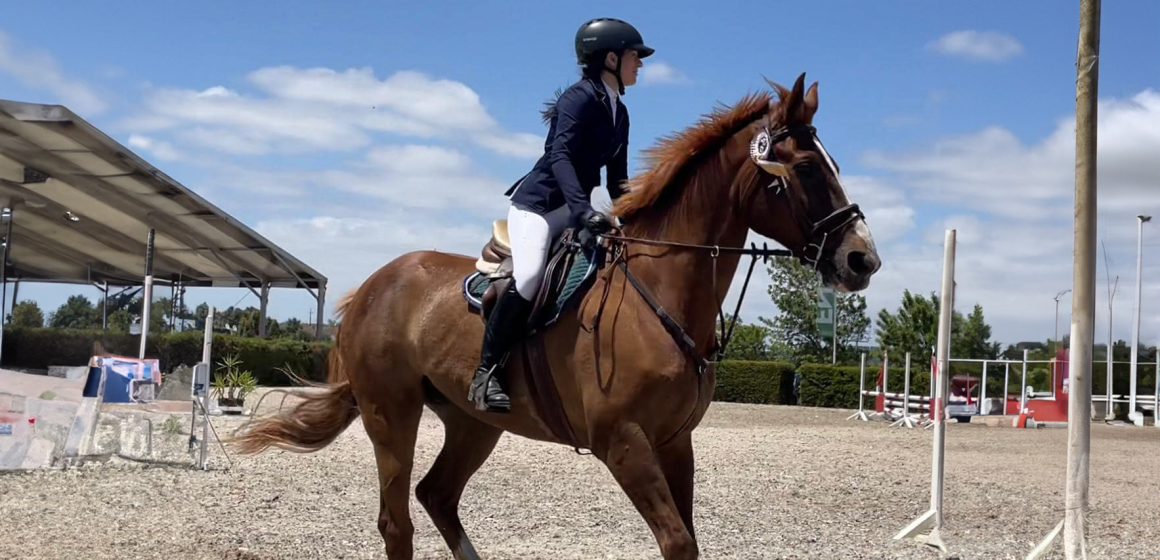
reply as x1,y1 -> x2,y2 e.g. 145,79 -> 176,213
793,161 -> 818,178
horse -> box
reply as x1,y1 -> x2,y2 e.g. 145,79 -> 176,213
232,72 -> 881,560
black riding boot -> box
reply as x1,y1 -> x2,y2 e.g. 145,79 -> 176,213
469,281 -> 532,412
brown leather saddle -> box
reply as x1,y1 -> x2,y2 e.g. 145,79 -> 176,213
466,219 -> 597,331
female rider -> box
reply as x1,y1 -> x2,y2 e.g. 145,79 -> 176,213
469,18 -> 655,412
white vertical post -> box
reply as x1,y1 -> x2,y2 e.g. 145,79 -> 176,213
198,306 -> 214,470
1106,306 -> 1115,420
138,228 -> 155,360
981,361 -> 988,415
1004,362 -> 1011,414
892,353 -> 916,428
883,351 -> 890,419
1020,350 -> 1030,412
895,229 -> 955,553
1154,353 -> 1159,428
848,353 -> 870,421
1129,215 -> 1150,426
0,207 -> 10,366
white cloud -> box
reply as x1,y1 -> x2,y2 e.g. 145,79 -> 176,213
863,90 -> 1160,220
640,61 -> 690,85
842,176 -> 914,244
122,66 -> 540,159
847,89 -> 1160,345
127,134 -> 184,162
928,30 -> 1023,62
473,132 -> 543,159
255,213 -> 491,304
0,31 -> 108,114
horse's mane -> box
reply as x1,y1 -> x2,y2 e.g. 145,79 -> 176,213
610,91 -> 773,219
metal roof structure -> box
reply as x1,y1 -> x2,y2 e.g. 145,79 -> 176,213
0,99 -> 326,293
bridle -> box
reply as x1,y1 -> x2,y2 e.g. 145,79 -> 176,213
579,114 -> 867,448
749,116 -> 865,269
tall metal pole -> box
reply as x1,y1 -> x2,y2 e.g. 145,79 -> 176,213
1028,3 -> 1100,557
895,229 -> 955,553
1129,215 -> 1150,426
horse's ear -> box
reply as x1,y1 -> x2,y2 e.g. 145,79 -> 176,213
803,81 -> 819,122
782,73 -> 807,122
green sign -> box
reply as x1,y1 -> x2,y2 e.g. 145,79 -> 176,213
817,287 -> 835,338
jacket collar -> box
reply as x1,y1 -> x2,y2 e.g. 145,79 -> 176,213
587,77 -> 623,130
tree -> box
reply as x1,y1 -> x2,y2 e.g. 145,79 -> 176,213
278,317 -> 310,341
717,315 -> 771,361
9,300 -> 44,328
876,290 -> 1001,367
107,309 -> 133,332
50,295 -> 99,329
957,304 -> 1001,359
761,256 -> 870,363
875,290 -> 954,367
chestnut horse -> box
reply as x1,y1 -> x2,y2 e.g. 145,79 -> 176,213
233,73 -> 881,560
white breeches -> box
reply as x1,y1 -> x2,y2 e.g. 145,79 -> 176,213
507,203 -> 571,301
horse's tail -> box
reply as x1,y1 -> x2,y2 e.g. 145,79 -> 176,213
232,331 -> 359,455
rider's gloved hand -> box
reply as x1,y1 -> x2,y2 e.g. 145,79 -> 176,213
581,208 -> 613,235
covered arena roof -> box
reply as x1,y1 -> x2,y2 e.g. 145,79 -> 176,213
0,99 -> 326,291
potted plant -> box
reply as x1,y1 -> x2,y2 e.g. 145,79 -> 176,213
211,353 -> 257,414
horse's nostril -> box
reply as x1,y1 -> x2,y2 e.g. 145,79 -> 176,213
848,251 -> 880,275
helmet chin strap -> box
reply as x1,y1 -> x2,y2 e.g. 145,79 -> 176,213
605,51 -> 625,95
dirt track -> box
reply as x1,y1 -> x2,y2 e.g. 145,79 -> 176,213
2,395 -> 1158,560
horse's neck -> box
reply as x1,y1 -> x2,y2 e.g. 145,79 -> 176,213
621,156 -> 751,346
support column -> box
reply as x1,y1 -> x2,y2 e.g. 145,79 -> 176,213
139,228 -> 155,360
0,207 -> 12,365
101,281 -> 108,331
259,282 -> 269,338
315,282 -> 326,341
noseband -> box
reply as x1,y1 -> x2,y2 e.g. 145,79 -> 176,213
750,118 -> 864,268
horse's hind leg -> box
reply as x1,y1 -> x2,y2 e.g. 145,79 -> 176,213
597,422 -> 697,560
416,402 -> 503,560
358,385 -> 424,560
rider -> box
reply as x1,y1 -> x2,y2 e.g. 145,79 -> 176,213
469,18 -> 655,413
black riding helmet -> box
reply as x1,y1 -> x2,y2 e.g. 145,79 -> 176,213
575,18 -> 655,94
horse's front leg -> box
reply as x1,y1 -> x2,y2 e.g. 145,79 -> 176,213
656,432 -> 696,541
596,422 -> 697,560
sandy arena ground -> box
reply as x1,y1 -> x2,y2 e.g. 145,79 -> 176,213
2,392 -> 1158,560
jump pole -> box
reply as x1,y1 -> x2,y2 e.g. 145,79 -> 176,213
1027,1 -> 1099,556
895,228 -> 956,553
847,352 -> 871,421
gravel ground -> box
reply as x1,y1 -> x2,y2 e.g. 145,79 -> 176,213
2,392 -> 1158,560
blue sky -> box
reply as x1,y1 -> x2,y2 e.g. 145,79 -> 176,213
1,1 -> 1159,347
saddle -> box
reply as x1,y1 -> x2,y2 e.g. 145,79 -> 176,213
462,219 -> 604,448
464,219 -> 601,332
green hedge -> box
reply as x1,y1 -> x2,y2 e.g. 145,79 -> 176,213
8,326 -> 1153,406
713,360 -> 797,404
797,363 -> 925,409
1,327 -> 331,385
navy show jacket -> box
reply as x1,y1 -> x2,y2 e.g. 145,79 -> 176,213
505,77 -> 629,223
